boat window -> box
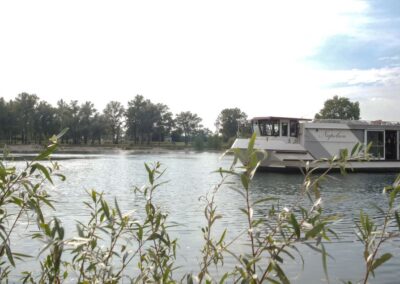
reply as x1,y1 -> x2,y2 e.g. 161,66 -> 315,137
290,120 -> 299,137
272,120 -> 280,136
367,131 -> 384,158
281,122 -> 288,136
258,120 -> 268,136
258,120 -> 279,136
265,121 -> 273,136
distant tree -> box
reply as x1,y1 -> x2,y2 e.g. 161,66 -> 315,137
69,100 -> 81,144
171,129 -> 182,143
315,95 -> 360,120
78,101 -> 96,144
34,101 -> 59,144
55,99 -> 72,143
14,93 -> 39,143
206,134 -> 223,150
193,135 -> 205,151
215,108 -> 247,141
195,127 -> 213,138
126,95 -> 146,144
0,98 -> 7,141
153,103 -> 174,143
193,128 -> 213,151
2,100 -> 19,143
175,111 -> 202,145
103,101 -> 125,144
126,95 -> 174,145
141,101 -> 161,144
91,113 -> 106,144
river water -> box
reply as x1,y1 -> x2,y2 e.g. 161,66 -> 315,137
9,151 -> 400,283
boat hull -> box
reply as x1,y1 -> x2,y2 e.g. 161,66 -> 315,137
257,159 -> 400,173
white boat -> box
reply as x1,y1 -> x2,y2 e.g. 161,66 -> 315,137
232,116 -> 400,172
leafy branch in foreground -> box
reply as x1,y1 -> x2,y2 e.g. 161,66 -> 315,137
66,189 -> 136,283
0,130 -> 66,281
223,133 -> 342,283
132,162 -> 178,283
347,175 -> 400,284
192,135 -> 374,284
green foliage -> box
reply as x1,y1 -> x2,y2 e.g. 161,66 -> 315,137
215,108 -> 247,141
0,129 -> 66,282
194,135 -> 205,151
211,133 -> 338,283
0,94 -> 245,150
206,134 -> 223,150
133,162 -> 177,282
126,95 -> 175,145
0,94 -> 202,146
353,180 -> 400,284
175,111 -> 203,145
315,95 -> 360,120
103,101 -> 125,144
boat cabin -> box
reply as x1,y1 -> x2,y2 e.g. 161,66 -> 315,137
247,117 -> 400,161
303,120 -> 400,161
251,116 -> 310,141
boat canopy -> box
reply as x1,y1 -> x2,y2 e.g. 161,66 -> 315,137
251,116 -> 311,122
250,116 -> 311,138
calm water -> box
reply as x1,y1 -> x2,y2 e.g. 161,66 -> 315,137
9,152 -> 400,283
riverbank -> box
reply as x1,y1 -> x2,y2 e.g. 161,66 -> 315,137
1,143 -> 226,155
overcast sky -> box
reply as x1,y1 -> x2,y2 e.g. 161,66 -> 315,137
0,0 -> 399,129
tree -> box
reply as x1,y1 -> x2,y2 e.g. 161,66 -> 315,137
103,101 -> 125,144
78,101 -> 96,144
90,113 -> 106,144
56,99 -> 73,144
215,108 -> 247,141
140,102 -> 160,144
69,100 -> 81,144
0,98 -> 7,141
315,95 -> 360,120
193,128 -> 213,150
153,103 -> 174,143
126,96 -> 172,145
34,101 -> 59,144
1,99 -> 19,144
175,111 -> 202,145
126,95 -> 146,144
14,93 -> 39,143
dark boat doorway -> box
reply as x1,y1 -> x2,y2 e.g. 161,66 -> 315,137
385,130 -> 398,160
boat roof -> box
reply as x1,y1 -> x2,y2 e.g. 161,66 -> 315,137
311,119 -> 400,126
251,117 -> 400,126
250,117 -> 400,129
251,116 -> 312,121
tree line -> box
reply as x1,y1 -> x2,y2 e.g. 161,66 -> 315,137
0,93 -> 247,147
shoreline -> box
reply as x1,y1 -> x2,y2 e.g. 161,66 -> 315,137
1,144 -> 225,155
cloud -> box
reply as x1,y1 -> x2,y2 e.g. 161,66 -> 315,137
302,0 -> 400,122
379,56 -> 400,62
318,67 -> 400,121
321,67 -> 400,87
309,0 -> 400,70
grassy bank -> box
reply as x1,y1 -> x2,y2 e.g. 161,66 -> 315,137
1,141 -> 229,154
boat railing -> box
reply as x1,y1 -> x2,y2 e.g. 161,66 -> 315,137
312,119 -> 400,126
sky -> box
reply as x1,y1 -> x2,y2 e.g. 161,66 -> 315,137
0,0 -> 399,129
